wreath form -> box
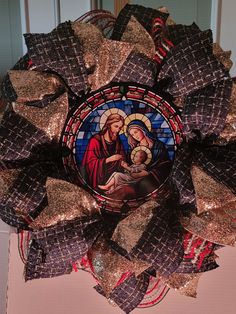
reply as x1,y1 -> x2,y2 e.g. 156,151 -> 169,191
0,4 -> 236,313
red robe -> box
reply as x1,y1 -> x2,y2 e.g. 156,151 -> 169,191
81,133 -> 126,190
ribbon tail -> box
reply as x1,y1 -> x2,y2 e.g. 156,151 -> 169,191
94,272 -> 150,314
25,215 -> 103,280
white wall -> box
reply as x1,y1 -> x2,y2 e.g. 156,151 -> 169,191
60,0 -> 90,22
20,0 -> 90,34
0,0 -> 22,80
219,0 -> 236,77
0,221 -> 10,314
26,0 -> 58,33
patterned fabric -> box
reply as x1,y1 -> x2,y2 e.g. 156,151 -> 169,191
25,216 -> 102,280
171,139 -> 236,219
113,52 -> 157,87
171,144 -> 196,209
176,233 -> 219,273
0,161 -> 62,228
95,272 -> 150,313
12,53 -> 31,70
183,78 -> 233,139
176,256 -> 218,273
24,21 -> 88,96
1,74 -> 17,102
129,202 -> 184,276
194,143 -> 236,194
0,110 -> 56,169
158,30 -> 228,97
0,201 -> 30,230
151,17 -> 174,65
166,23 -> 200,46
112,4 -> 168,40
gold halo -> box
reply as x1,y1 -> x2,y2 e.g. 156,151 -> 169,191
124,113 -> 151,136
131,146 -> 152,165
99,108 -> 127,133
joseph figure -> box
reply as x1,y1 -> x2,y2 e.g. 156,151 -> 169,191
81,113 -> 126,190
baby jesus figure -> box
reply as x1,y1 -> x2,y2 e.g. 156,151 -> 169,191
98,150 -> 148,194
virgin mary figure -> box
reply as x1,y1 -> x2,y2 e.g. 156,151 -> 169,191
127,119 -> 171,189
108,119 -> 172,200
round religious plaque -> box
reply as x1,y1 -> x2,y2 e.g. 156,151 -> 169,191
62,84 -> 182,212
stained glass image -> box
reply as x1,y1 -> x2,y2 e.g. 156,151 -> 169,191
62,84 -> 182,210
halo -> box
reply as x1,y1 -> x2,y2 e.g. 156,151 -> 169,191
99,108 -> 127,132
124,113 -> 151,136
131,146 -> 152,165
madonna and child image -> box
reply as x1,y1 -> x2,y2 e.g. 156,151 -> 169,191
62,85 -> 181,205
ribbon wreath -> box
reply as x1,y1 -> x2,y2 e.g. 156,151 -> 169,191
1,4 -> 236,313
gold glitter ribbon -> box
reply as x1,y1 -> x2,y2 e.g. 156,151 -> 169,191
217,83 -> 236,143
181,165 -> 236,246
0,169 -> 20,199
30,178 -> 99,229
13,92 -> 69,142
89,238 -> 150,296
163,273 -> 202,298
88,39 -> 134,91
8,70 -> 64,103
112,201 -> 157,252
213,43 -> 233,72
72,21 -> 104,71
89,238 -> 134,295
121,16 -> 155,59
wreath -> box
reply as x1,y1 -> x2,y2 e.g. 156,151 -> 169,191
0,4 -> 236,313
